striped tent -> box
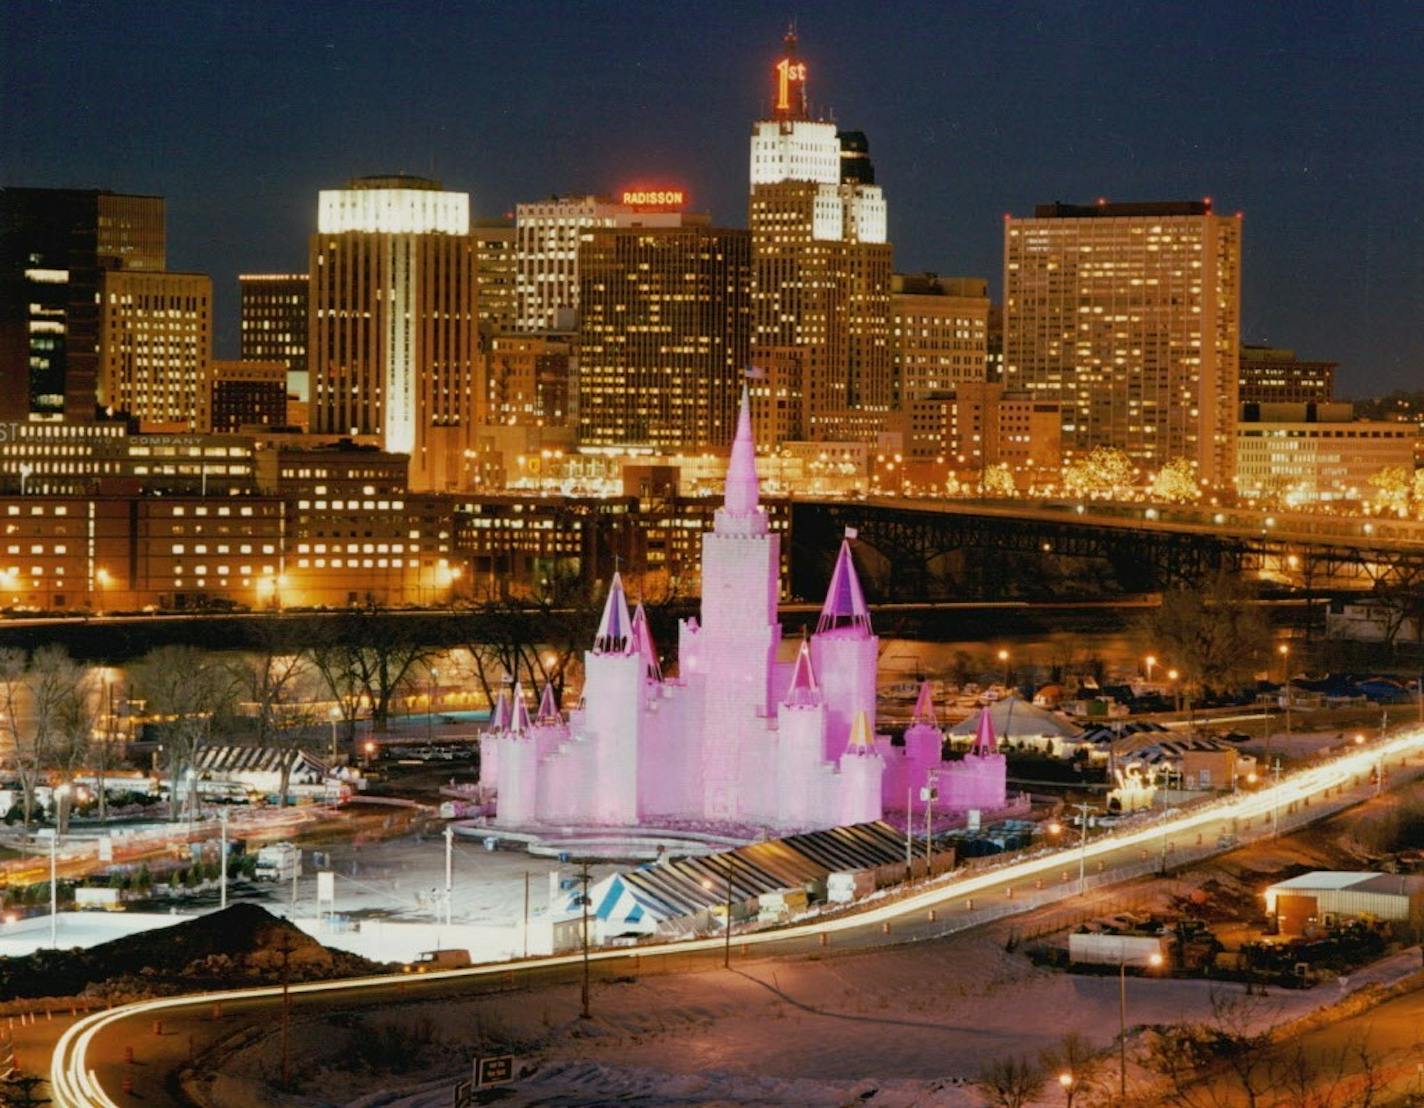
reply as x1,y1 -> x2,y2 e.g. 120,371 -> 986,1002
573,821 -> 916,936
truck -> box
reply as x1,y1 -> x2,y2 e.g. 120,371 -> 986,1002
403,948 -> 472,973
254,842 -> 301,883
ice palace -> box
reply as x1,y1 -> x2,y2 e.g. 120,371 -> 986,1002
481,390 -> 1007,833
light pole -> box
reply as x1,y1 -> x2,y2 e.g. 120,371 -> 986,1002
997,648 -> 1011,691
95,567 -> 110,616
443,824 -> 454,927
185,767 -> 197,838
578,861 -> 592,1019
50,783 -> 71,947
1119,949 -> 1164,1096
1144,654 -> 1157,682
1277,643 -> 1291,753
1075,801 -> 1093,895
427,667 -> 439,743
219,808 -> 229,910
1167,669 -> 1180,713
1058,1070 -> 1075,1107
328,705 -> 341,760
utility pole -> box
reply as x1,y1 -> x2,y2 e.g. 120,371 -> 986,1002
905,786 -> 913,879
219,809 -> 229,910
723,853 -> 735,970
443,825 -> 454,927
523,870 -> 530,959
291,846 -> 300,910
579,862 -> 591,1019
924,778 -> 936,873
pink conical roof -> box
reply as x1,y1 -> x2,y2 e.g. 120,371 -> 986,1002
846,710 -> 875,754
537,681 -> 561,723
722,386 -> 760,517
489,687 -> 511,731
971,704 -> 998,755
593,572 -> 632,654
911,681 -> 937,726
783,638 -> 821,708
630,603 -> 662,682
816,538 -> 872,634
510,681 -> 532,734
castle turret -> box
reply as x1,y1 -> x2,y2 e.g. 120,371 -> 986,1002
536,681 -> 562,724
630,602 -> 662,683
494,680 -> 539,826
903,680 -> 945,764
585,573 -> 644,824
837,710 -> 884,825
776,638 -> 828,827
479,683 -> 512,786
693,386 -> 782,821
942,701 -> 1007,813
812,537 -> 878,761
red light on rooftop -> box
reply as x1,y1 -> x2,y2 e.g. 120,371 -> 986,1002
1203,196 -> 1212,206
1096,197 -> 1107,206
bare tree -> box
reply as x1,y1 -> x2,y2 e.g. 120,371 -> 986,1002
0,646 -> 35,827
974,1055 -> 1045,1108
231,626 -> 322,805
1038,1031 -> 1104,1107
133,646 -> 238,820
307,605 -> 438,733
1145,570 -> 1271,715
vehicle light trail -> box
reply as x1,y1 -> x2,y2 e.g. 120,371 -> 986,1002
51,726 -> 1424,1106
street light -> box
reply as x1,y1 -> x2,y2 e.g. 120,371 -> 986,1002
997,648 -> 1011,690
1277,643 -> 1292,750
1058,1070 -> 1075,1106
1167,668 -> 1181,713
1144,655 -> 1157,682
427,667 -> 439,743
328,705 -> 342,760
50,782 -> 72,947
95,567 -> 111,616
1119,949 -> 1164,1096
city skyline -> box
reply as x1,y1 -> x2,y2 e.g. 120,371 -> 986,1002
5,2 -> 1423,394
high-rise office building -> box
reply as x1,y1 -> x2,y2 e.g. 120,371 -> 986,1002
1,188 -> 165,421
578,219 -> 751,450
482,334 -> 572,428
1003,201 -> 1242,486
210,359 -> 288,431
1238,344 -> 1335,405
891,274 -> 989,402
98,271 -> 212,432
308,175 -> 478,491
514,194 -> 685,333
748,30 -> 893,444
473,219 -> 517,340
238,273 -> 308,395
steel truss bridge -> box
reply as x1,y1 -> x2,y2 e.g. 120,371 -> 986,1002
790,497 -> 1424,602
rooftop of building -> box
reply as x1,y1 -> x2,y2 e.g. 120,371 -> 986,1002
345,174 -> 443,191
1029,200 -> 1218,219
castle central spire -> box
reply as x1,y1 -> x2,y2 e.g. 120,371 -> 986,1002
715,385 -> 768,538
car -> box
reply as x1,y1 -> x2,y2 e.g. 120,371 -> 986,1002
403,948 -> 471,973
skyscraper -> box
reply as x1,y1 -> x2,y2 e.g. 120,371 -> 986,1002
1003,201 -> 1242,486
308,175 -> 478,490
891,274 -> 990,402
748,30 -> 893,445
238,273 -> 308,396
513,194 -> 685,333
98,270 -> 212,431
1238,345 -> 1335,405
210,359 -> 287,431
472,219 -> 517,340
577,219 -> 751,450
0,188 -> 165,421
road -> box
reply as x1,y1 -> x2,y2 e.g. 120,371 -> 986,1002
46,724 -> 1424,1106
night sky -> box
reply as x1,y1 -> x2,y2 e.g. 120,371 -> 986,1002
4,1 -> 1422,395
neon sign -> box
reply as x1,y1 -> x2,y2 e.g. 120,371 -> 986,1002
775,57 -> 807,113
620,189 -> 686,209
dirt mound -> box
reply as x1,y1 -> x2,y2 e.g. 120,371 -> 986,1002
0,903 -> 383,1000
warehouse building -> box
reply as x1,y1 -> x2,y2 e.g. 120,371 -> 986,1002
1264,871 -> 1424,936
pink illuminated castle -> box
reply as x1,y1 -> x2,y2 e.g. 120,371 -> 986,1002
481,390 -> 1007,832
